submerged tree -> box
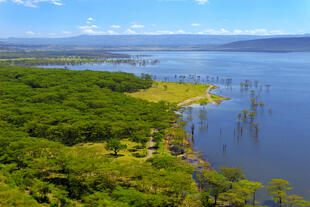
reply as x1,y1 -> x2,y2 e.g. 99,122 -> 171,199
199,110 -> 207,124
242,110 -> 249,119
248,112 -> 256,122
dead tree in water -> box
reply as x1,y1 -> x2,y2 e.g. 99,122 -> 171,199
252,122 -> 259,137
222,144 -> 227,152
191,124 -> 195,142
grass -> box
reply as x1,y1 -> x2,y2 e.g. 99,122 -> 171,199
73,139 -> 148,161
128,81 -> 210,104
128,81 -> 226,105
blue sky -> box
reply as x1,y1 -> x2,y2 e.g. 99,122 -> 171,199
0,0 -> 310,38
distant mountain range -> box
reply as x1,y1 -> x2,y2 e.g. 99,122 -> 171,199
2,35 -> 264,47
1,34 -> 310,52
216,37 -> 310,52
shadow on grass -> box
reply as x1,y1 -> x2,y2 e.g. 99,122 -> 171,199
134,145 -> 145,150
132,152 -> 146,158
105,153 -> 125,158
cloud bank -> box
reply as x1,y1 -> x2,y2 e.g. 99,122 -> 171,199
7,0 -> 63,7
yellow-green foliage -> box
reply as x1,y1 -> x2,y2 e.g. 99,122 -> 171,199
128,81 -> 210,104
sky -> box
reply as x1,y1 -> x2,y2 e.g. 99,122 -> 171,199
0,0 -> 310,38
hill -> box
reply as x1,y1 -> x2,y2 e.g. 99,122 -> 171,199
216,37 -> 310,52
5,34 -> 262,47
2,35 -> 310,52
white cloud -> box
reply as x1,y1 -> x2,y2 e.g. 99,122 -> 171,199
268,30 -> 285,35
86,17 -> 95,24
198,28 -> 285,35
61,30 -> 72,35
144,30 -> 189,35
131,24 -> 144,29
10,0 -> 63,8
81,29 -> 117,35
158,0 -> 209,5
144,30 -> 174,35
177,30 -> 186,34
79,25 -> 98,30
111,25 -> 121,29
199,28 -> 230,35
25,31 -> 35,35
195,0 -> 208,5
0,0 -> 209,6
125,29 -> 137,34
191,23 -> 200,27
78,24 -> 118,35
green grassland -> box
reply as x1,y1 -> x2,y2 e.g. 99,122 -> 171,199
74,139 -> 149,161
128,81 -> 225,105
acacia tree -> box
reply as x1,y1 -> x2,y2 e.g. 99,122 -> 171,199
220,179 -> 263,207
198,170 -> 230,206
219,167 -> 245,183
286,195 -> 310,207
267,179 -> 292,207
105,139 -> 127,157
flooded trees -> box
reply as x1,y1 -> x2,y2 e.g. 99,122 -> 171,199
191,123 -> 195,142
199,109 -> 207,125
242,110 -> 249,119
248,112 -> 256,122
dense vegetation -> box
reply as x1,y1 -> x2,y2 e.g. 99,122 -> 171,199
0,66 -> 169,146
0,50 -> 130,59
0,66 -> 197,206
0,66 -> 309,207
0,58 -> 160,67
0,51 -> 159,67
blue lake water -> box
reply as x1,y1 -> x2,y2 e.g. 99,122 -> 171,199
43,51 -> 310,201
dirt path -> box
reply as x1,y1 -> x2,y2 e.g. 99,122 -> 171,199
177,85 -> 216,107
147,138 -> 155,159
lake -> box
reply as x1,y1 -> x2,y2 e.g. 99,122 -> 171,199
42,51 -> 310,201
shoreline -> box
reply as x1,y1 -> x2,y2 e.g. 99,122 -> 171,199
177,85 -> 230,107
174,84 -> 230,172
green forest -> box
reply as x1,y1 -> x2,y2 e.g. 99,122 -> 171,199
0,66 -> 309,207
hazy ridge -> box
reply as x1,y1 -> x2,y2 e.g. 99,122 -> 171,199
1,34 -> 310,52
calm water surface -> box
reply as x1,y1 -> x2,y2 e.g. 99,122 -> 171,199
44,51 -> 310,201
